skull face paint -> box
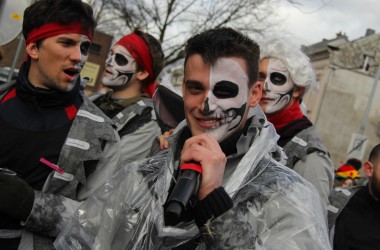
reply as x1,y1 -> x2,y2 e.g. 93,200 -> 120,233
102,45 -> 136,87
79,35 -> 91,66
64,35 -> 91,91
259,58 -> 295,114
204,58 -> 249,141
73,35 -> 91,88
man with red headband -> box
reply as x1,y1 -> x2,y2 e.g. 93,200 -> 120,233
0,0 -> 121,249
92,29 -> 164,164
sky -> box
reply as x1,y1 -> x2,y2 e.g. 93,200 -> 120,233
274,0 -> 379,46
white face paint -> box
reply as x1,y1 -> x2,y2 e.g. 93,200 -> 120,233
101,45 -> 136,87
205,58 -> 249,141
79,35 -> 91,66
67,35 -> 90,91
262,58 -> 294,114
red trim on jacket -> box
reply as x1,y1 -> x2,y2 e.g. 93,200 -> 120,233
1,88 -> 16,103
65,104 -> 78,120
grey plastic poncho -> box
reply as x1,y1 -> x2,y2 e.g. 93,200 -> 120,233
55,112 -> 330,250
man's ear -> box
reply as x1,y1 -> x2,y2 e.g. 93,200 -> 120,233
136,70 -> 149,81
26,43 -> 39,60
249,81 -> 262,108
293,86 -> 305,99
364,161 -> 373,178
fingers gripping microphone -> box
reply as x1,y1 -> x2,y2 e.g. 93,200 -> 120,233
164,162 -> 202,226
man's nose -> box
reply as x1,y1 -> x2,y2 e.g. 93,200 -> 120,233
264,81 -> 270,91
105,55 -> 113,65
201,95 -> 216,114
70,46 -> 83,63
202,97 -> 210,113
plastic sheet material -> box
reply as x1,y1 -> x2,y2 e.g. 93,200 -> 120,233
55,116 -> 330,250
152,78 -> 185,133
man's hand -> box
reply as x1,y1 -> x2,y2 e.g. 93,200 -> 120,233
0,172 -> 35,221
180,134 -> 227,200
159,129 -> 174,150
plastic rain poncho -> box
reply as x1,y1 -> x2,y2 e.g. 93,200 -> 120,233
54,113 -> 331,250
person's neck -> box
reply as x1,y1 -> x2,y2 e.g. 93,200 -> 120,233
110,81 -> 142,99
368,183 -> 380,202
266,99 -> 303,131
27,62 -> 51,90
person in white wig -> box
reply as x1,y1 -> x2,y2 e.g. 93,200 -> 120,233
257,38 -> 335,220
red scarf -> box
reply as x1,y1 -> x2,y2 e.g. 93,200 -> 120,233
267,100 -> 304,131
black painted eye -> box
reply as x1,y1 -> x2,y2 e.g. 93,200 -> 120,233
115,53 -> 129,66
80,41 -> 91,56
270,72 -> 287,85
213,81 -> 239,99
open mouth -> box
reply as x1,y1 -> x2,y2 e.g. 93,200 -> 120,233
198,118 -> 222,129
198,110 -> 236,130
64,68 -> 78,77
261,97 -> 274,101
200,118 -> 223,124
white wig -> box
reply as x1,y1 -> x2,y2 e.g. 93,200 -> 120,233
259,38 -> 318,95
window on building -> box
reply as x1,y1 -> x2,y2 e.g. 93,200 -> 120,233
90,43 -> 102,56
361,54 -> 373,72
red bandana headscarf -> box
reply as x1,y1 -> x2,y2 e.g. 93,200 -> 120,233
26,21 -> 93,46
116,33 -> 156,97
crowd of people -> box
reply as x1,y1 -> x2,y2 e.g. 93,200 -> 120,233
0,0 -> 378,249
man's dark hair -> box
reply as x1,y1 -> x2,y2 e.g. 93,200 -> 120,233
368,144 -> 380,165
184,27 -> 260,87
134,29 -> 165,88
22,0 -> 97,41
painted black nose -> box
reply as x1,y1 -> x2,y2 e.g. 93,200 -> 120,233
203,97 -> 210,113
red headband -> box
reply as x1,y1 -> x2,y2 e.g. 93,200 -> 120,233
116,33 -> 155,96
26,21 -> 93,45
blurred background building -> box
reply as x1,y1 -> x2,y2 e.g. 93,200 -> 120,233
302,28 -> 380,172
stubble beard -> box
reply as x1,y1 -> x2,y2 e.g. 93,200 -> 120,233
369,176 -> 380,201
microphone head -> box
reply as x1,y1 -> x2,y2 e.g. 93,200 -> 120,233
164,201 -> 183,226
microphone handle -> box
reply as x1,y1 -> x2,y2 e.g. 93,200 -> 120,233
164,163 -> 201,226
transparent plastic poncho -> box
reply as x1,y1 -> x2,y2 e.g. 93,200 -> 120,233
55,113 -> 330,250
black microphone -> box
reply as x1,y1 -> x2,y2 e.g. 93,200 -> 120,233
164,162 -> 202,226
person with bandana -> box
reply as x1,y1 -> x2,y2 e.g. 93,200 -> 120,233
328,144 -> 380,249
91,29 -> 164,164
257,39 -> 335,220
0,0 -> 121,249
55,27 -> 330,250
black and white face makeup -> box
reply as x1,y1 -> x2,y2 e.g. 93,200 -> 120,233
205,58 -> 249,141
78,35 -> 91,69
102,45 -> 136,87
67,35 -> 91,91
262,58 -> 295,114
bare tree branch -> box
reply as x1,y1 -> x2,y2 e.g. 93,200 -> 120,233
88,0 -> 312,65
